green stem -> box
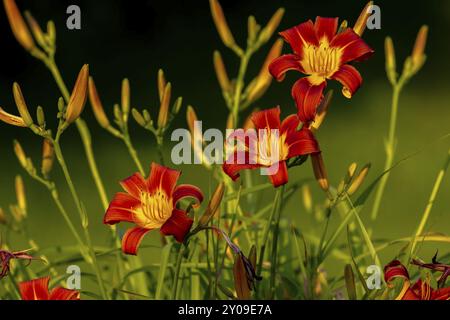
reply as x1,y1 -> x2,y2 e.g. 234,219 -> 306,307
231,51 -> 251,126
269,185 -> 285,298
370,82 -> 403,222
123,131 -> 145,175
171,244 -> 186,299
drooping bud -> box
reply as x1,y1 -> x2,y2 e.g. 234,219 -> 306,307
0,107 -> 26,127
353,1 -> 373,36
311,153 -> 329,192
13,83 -> 33,127
385,37 -> 397,85
258,8 -> 285,45
198,182 -> 225,227
41,139 -> 54,177
88,77 -> 110,129
246,39 -> 283,104
3,0 -> 35,51
209,0 -> 236,49
213,51 -> 232,93
347,164 -> 371,196
157,83 -> 171,129
65,65 -> 89,124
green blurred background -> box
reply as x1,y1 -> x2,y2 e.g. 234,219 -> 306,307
0,0 -> 449,281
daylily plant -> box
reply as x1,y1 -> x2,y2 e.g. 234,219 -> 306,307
104,163 -> 204,255
20,276 -> 80,300
269,17 -> 374,123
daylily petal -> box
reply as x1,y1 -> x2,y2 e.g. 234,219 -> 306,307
384,260 -> 410,283
331,64 -> 363,99
20,276 -> 51,300
433,287 -> 450,300
269,54 -> 303,81
160,209 -> 193,243
120,173 -> 147,198
291,78 -> 326,123
122,227 -> 152,255
147,163 -> 181,197
314,17 -> 338,42
330,28 -> 374,64
103,192 -> 138,224
280,114 -> 300,136
267,161 -> 289,188
280,20 -> 318,57
173,184 -> 204,208
286,128 -> 320,158
251,106 -> 281,130
223,151 -> 262,181
49,287 -> 80,300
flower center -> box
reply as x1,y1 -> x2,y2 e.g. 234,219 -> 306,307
301,41 -> 342,83
256,129 -> 289,166
134,190 -> 173,229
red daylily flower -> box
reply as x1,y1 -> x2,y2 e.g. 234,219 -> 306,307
20,276 -> 80,300
269,17 -> 374,123
104,163 -> 204,255
384,260 -> 450,300
222,107 -> 320,188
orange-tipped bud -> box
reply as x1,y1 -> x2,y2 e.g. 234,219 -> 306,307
3,0 -> 35,51
24,11 -> 46,48
385,37 -> 397,84
0,107 -> 26,127
65,65 -> 89,124
311,90 -> 333,132
157,82 -> 171,129
258,8 -> 285,44
186,105 -> 198,135
311,153 -> 329,192
247,39 -> 284,103
88,77 -> 110,128
13,83 -> 33,127
41,139 -> 54,177
347,164 -> 371,195
158,69 -> 166,103
13,140 -> 27,168
15,175 -> 26,214
411,25 -> 428,71
213,51 -> 232,93
209,0 -> 236,48
353,1 -> 373,36
199,182 -> 225,227
121,78 -> 130,120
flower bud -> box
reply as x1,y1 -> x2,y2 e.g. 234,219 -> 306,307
0,107 -> 26,127
198,182 -> 224,227
15,175 -> 26,214
13,140 -> 27,168
36,106 -> 45,127
24,11 -> 46,48
65,64 -> 89,124
347,164 -> 371,195
3,0 -> 35,51
121,78 -> 130,121
213,51 -> 232,93
13,83 -> 33,127
301,184 -> 313,213
157,83 -> 171,129
353,1 -> 373,36
209,0 -> 236,48
132,109 -> 146,127
158,69 -> 166,103
385,37 -> 397,85
411,25 -> 428,73
311,153 -> 329,192
88,77 -> 110,128
41,139 -> 54,177
258,8 -> 285,45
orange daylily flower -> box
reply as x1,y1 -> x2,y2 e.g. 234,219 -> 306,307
384,260 -> 450,300
104,163 -> 204,255
269,17 -> 374,123
20,276 -> 80,300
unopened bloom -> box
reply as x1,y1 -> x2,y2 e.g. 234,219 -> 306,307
269,17 -> 374,123
104,163 -> 204,255
20,276 -> 80,300
384,260 -> 450,300
223,107 -> 320,188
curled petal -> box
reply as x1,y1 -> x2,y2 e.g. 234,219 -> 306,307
103,192 -> 138,225
331,28 -> 374,64
223,151 -> 261,182
19,277 -> 51,300
280,20 -> 318,57
268,54 -> 302,81
286,128 -> 320,158
251,106 -> 281,130
120,173 -> 147,198
280,114 -> 300,136
384,260 -> 410,283
122,227 -> 151,255
147,163 -> 181,196
331,64 -> 363,99
314,17 -> 338,42
160,209 -> 193,243
49,287 -> 80,300
267,161 -> 289,188
291,78 -> 326,123
173,184 -> 204,208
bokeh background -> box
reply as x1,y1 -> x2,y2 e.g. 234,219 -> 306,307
0,0 -> 449,280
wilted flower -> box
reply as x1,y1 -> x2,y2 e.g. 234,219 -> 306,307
269,17 -> 374,123
223,107 -> 320,188
20,276 -> 80,300
0,248 -> 41,279
384,260 -> 450,300
104,163 -> 204,255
